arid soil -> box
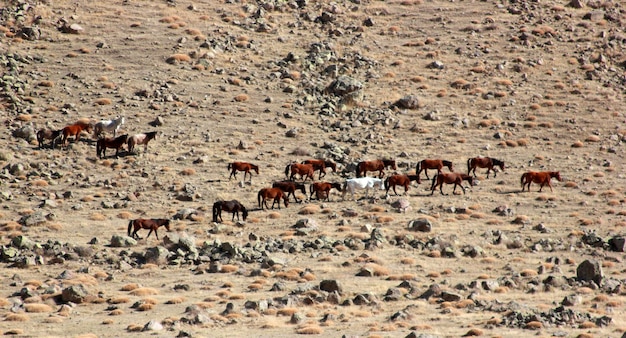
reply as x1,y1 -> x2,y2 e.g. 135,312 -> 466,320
1,0 -> 626,337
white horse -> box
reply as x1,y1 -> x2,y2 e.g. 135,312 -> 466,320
94,116 -> 125,138
342,177 -> 384,201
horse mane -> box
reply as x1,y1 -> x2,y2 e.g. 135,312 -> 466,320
443,160 -> 453,166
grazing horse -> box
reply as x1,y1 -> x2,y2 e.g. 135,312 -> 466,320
430,173 -> 474,195
212,200 -> 248,223
356,159 -> 397,178
61,121 -> 93,146
272,180 -> 307,203
37,128 -> 62,149
384,174 -> 421,196
309,182 -> 343,201
127,131 -> 157,154
228,161 -> 259,182
342,177 -> 384,201
416,159 -> 454,180
302,159 -> 337,179
467,157 -> 505,178
127,218 -> 171,240
258,187 -> 289,210
285,163 -> 315,182
94,116 -> 125,138
521,171 -> 562,192
96,134 -> 128,158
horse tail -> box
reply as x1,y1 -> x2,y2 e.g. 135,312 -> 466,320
127,220 -> 133,237
212,203 -> 219,222
227,163 -> 232,171
416,161 -> 421,176
384,177 -> 390,191
355,163 -> 361,178
284,163 -> 291,178
257,190 -> 263,209
430,174 -> 437,191
520,173 -> 526,188
309,184 -> 315,195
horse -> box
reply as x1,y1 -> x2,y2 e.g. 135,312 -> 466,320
309,182 -> 343,201
342,177 -> 384,201
212,200 -> 248,223
356,159 -> 397,178
257,187 -> 289,210
384,174 -> 421,196
284,163 -> 315,182
96,134 -> 128,158
127,131 -> 157,154
228,161 -> 259,182
37,128 -> 62,149
127,218 -> 171,240
467,157 -> 505,178
302,159 -> 337,179
521,171 -> 562,192
272,180 -> 307,203
416,159 -> 454,180
94,116 -> 125,138
430,173 -> 474,195
61,121 -> 93,146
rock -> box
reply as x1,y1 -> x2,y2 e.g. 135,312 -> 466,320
441,291 -> 462,302
568,0 -> 584,8
319,280 -> 342,295
561,294 -> 582,306
608,236 -> 626,252
392,95 -> 421,110
145,246 -> 170,265
62,284 -> 89,304
427,60 -> 444,69
11,236 -> 36,250
173,208 -> 198,220
285,128 -> 298,138
142,320 -> 163,331
110,235 -> 137,247
325,76 -> 363,96
12,125 -> 36,141
383,287 -> 403,301
19,211 -> 47,227
418,284 -> 442,299
408,218 -> 433,232
577,259 -> 603,285
391,199 -> 410,213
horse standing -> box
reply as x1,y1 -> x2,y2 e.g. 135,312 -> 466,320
309,182 -> 343,201
302,159 -> 337,180
61,121 -> 93,146
272,181 -> 307,203
228,161 -> 259,182
416,159 -> 454,180
96,134 -> 128,158
342,177 -> 384,201
37,128 -> 62,149
430,173 -> 474,195
212,200 -> 248,223
127,218 -> 171,240
127,131 -> 157,154
258,187 -> 289,210
384,174 -> 421,196
285,163 -> 315,182
521,171 -> 562,192
356,159 -> 396,178
467,157 -> 505,178
94,116 -> 125,138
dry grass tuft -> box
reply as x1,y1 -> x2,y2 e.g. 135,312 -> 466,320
571,141 -> 584,148
277,308 -> 299,316
129,287 -> 159,296
462,328 -> 484,336
117,211 -> 132,219
234,94 -> 249,102
268,212 -> 281,219
38,80 -> 54,87
29,179 -> 48,187
88,213 -> 106,221
296,325 -> 324,334
120,283 -> 140,291
362,263 -> 390,276
94,98 -> 112,105
167,54 -> 191,63
220,264 -> 239,273
24,303 -> 54,313
4,313 -> 29,321
137,303 -> 154,311
180,168 -> 196,176
298,205 -> 320,215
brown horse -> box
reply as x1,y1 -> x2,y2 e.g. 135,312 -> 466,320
61,121 -> 93,146
467,157 -> 505,178
96,134 -> 128,158
127,131 -> 157,154
258,188 -> 289,210
212,200 -> 248,223
309,182 -> 343,201
127,218 -> 171,240
416,159 -> 454,180
521,171 -> 562,192
228,161 -> 259,182
384,174 -> 421,196
37,128 -> 63,149
430,173 -> 474,195
356,159 -> 397,178
285,163 -> 315,182
272,180 -> 307,203
302,159 -> 337,179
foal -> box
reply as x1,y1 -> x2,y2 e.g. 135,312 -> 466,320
127,218 -> 171,240
37,128 -> 63,149
384,174 -> 421,196
258,188 -> 289,210
430,173 -> 474,195
521,171 -> 562,192
467,157 -> 505,178
272,181 -> 307,203
309,182 -> 343,201
228,162 -> 259,182
212,200 -> 248,223
416,159 -> 454,180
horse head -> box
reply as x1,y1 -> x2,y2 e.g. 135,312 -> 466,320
296,183 -> 306,194
253,164 -> 259,175
495,159 -> 505,171
241,207 -> 249,221
326,161 -> 337,172
332,182 -> 343,191
163,219 -> 171,231
553,171 -> 562,181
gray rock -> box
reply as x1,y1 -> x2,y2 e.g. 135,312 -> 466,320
11,236 -> 36,250
577,259 -> 603,285
62,284 -> 89,304
441,291 -> 462,302
608,236 -> 626,252
145,246 -> 170,265
393,95 -> 421,110
19,211 -> 47,227
325,75 -> 363,96
12,125 -> 36,141
142,320 -> 163,331
110,235 -> 137,247
561,294 -> 582,306
319,280 -> 342,295
408,218 -> 433,232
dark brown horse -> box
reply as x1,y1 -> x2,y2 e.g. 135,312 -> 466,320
96,134 -> 128,158
285,163 -> 315,182
127,131 -> 157,154
356,159 -> 397,178
521,171 -> 562,192
272,181 -> 307,203
416,159 -> 454,180
309,182 -> 343,201
430,173 -> 474,195
37,128 -> 63,149
302,159 -> 337,179
228,161 -> 259,182
61,120 -> 93,146
212,200 -> 248,223
384,174 -> 421,196
127,218 -> 171,240
258,187 -> 289,210
467,157 -> 505,178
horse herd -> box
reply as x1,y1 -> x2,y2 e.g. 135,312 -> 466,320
36,116 -> 158,159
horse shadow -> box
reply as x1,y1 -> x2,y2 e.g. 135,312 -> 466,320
99,150 -> 134,159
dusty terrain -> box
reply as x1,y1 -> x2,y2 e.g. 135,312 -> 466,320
1,0 -> 626,337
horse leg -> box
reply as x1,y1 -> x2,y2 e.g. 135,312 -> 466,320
154,229 -> 159,240
146,229 -> 153,239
